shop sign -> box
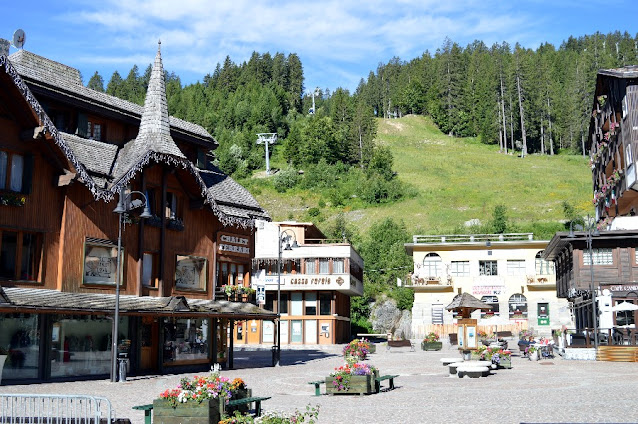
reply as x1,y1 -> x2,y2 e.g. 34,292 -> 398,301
472,285 -> 505,296
217,232 -> 250,257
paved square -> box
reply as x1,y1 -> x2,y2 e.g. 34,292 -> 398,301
2,343 -> 637,423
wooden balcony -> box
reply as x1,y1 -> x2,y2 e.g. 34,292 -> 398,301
404,276 -> 454,292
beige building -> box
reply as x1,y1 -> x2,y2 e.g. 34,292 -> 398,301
404,233 -> 573,338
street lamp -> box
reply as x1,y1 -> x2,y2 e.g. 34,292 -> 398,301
275,228 -> 298,366
570,218 -> 600,348
111,187 -> 151,382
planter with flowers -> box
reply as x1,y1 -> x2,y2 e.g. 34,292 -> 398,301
153,373 -> 250,424
326,362 -> 378,395
342,339 -> 372,362
491,349 -> 512,369
222,285 -> 256,302
421,332 -> 442,351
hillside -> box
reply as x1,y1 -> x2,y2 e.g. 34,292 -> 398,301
251,115 -> 593,235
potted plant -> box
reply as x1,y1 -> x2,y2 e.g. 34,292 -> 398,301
421,332 -> 442,351
154,373 -> 250,424
491,349 -> 512,369
342,339 -> 371,362
528,345 -> 540,361
326,362 -> 378,395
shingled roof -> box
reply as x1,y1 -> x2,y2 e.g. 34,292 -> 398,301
200,168 -> 270,221
9,49 -> 214,144
0,287 -> 277,319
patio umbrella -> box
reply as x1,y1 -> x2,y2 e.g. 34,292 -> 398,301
483,314 -> 510,340
611,302 -> 638,312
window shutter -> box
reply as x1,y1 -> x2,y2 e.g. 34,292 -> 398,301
76,113 -> 88,137
21,154 -> 34,194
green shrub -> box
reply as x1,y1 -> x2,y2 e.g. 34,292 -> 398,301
272,167 -> 299,192
390,287 -> 414,311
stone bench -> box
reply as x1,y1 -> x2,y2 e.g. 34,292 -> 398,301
440,357 -> 463,366
447,362 -> 466,376
457,366 -> 490,378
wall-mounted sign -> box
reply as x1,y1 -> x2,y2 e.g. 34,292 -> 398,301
256,284 -> 265,305
217,232 -> 250,257
472,285 -> 505,296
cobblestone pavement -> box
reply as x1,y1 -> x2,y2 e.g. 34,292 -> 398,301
1,342 -> 637,424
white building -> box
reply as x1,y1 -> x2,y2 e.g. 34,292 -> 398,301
404,233 -> 574,339
245,221 -> 363,345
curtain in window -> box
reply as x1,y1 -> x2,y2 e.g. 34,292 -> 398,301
333,259 -> 344,274
319,259 -> 329,274
10,154 -> 23,192
0,151 -> 7,190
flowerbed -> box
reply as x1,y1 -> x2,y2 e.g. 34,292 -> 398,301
159,373 -> 247,407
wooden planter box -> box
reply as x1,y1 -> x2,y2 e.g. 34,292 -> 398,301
325,373 -> 377,395
497,358 -> 512,369
421,341 -> 443,351
153,398 -> 225,424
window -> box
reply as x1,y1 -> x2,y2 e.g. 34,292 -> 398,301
509,294 -> 528,319
305,259 -> 317,274
432,304 -> 444,324
479,260 -> 498,276
616,301 -> 635,326
144,189 -> 156,216
319,259 -> 330,274
333,259 -> 345,274
0,151 -> 32,193
0,230 -> 40,281
175,255 -> 207,291
506,260 -> 526,276
87,121 -> 102,140
83,238 -> 121,285
162,317 -> 209,364
291,292 -> 303,315
450,261 -> 470,277
319,293 -> 331,315
165,192 -> 178,220
481,296 -> 500,318
279,293 -> 289,315
535,251 -> 555,275
422,253 -> 442,277
583,248 -> 613,265
142,252 -> 158,287
305,292 -> 317,315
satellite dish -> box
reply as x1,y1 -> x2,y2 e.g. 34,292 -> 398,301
12,29 -> 26,49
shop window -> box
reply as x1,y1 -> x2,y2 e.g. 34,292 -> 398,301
535,251 -> 554,275
142,252 -> 158,287
0,150 -> 33,194
291,292 -> 303,315
163,317 -> 209,363
506,260 -> 526,276
616,301 -> 636,326
479,260 -> 498,276
265,293 -> 274,312
583,248 -> 613,265
0,313 -> 39,380
50,314 -> 121,378
305,292 -> 317,315
333,258 -> 344,274
509,294 -> 528,319
175,255 -> 207,291
481,296 -> 500,318
1,230 -> 42,281
280,293 -> 289,315
319,293 -> 332,315
450,261 -> 470,277
319,259 -> 329,274
305,259 -> 317,274
83,238 -> 121,286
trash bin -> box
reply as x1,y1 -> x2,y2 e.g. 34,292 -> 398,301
271,346 -> 280,366
118,358 -> 127,382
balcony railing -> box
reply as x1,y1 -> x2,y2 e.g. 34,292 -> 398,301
404,275 -> 453,287
412,233 -> 534,244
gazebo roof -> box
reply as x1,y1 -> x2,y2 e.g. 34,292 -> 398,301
445,292 -> 492,311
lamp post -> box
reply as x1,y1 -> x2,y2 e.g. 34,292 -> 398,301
275,227 -> 298,367
570,218 -> 600,349
111,187 -> 151,382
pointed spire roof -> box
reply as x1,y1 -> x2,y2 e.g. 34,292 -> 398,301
111,41 -> 185,186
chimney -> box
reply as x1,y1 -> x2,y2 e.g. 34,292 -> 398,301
0,39 -> 9,57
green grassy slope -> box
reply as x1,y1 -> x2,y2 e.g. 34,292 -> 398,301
252,115 -> 593,235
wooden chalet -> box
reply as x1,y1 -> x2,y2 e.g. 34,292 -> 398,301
0,41 -> 274,383
543,66 -> 638,361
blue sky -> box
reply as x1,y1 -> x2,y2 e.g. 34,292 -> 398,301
4,1 -> 638,93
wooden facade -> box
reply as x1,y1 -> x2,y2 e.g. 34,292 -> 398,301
0,46 -> 272,383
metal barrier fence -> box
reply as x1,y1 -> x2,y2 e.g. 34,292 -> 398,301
0,394 -> 114,424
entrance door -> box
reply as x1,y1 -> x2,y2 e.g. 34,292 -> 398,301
291,320 -> 303,343
140,317 -> 158,372
304,319 -> 317,344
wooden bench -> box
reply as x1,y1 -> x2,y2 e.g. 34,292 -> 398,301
375,374 -> 399,392
132,404 -> 153,424
496,331 -> 513,338
307,379 -> 325,396
386,340 -> 414,351
226,396 -> 271,417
